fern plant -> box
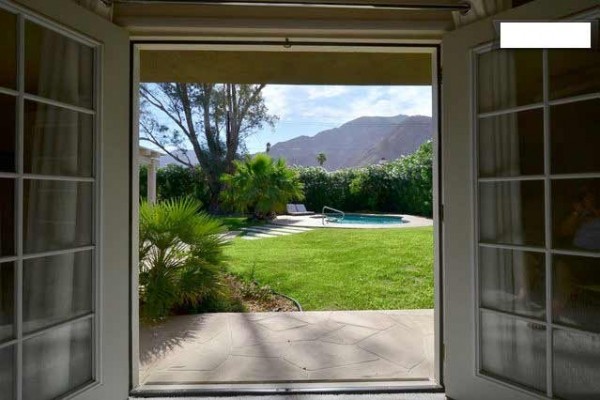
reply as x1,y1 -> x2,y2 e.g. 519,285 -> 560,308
139,198 -> 227,321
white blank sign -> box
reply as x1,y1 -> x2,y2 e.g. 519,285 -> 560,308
500,22 -> 592,48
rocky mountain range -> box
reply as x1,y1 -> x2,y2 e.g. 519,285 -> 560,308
159,114 -> 432,170
268,114 -> 433,170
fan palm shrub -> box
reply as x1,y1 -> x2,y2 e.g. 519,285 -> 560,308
139,198 -> 227,321
221,154 -> 304,220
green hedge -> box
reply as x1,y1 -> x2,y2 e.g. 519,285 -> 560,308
141,141 -> 433,217
140,164 -> 210,206
295,141 -> 433,217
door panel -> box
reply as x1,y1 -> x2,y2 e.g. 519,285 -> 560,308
442,1 -> 599,400
0,0 -> 130,399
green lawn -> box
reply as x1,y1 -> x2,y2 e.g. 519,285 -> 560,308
219,216 -> 264,231
224,227 -> 434,311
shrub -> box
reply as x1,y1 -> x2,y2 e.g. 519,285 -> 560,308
294,141 -> 433,216
142,142 -> 433,217
220,154 -> 304,220
140,164 -> 210,207
138,198 -> 228,321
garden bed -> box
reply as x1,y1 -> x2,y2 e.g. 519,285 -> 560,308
224,274 -> 298,312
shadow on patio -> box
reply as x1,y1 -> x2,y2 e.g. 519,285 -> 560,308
139,310 -> 434,385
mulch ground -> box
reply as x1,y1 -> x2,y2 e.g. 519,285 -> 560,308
224,274 -> 298,312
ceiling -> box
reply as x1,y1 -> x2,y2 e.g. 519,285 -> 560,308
140,49 -> 433,84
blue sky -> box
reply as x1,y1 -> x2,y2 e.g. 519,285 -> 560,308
246,85 -> 432,153
141,85 -> 432,154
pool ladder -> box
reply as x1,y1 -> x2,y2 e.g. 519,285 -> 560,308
322,206 -> 345,225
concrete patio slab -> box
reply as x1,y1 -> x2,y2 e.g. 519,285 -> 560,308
329,311 -> 397,330
319,324 -> 379,345
358,324 -> 428,370
257,315 -> 309,331
139,310 -> 434,386
307,358 -> 409,381
282,341 -> 380,370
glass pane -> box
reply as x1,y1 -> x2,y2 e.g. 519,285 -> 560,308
0,179 -> 15,257
25,21 -> 94,109
0,345 -> 15,400
480,311 -> 546,392
23,251 -> 92,333
0,262 -> 15,342
478,49 -> 543,113
553,254 -> 600,333
550,99 -> 600,174
552,178 -> 600,252
480,247 -> 545,320
23,180 -> 93,253
0,94 -> 16,172
549,49 -> 600,100
554,329 -> 600,400
479,180 -> 545,247
0,9 -> 17,89
478,109 -> 544,177
24,101 -> 94,177
23,319 -> 92,400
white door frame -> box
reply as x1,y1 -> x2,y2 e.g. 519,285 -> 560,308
442,1 -> 599,399
130,40 -> 444,394
0,1 -> 103,398
0,0 -> 130,399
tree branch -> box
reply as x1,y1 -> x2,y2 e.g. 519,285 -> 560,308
139,137 -> 192,169
140,85 -> 190,139
139,120 -> 194,168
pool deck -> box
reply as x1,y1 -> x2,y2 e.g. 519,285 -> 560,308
273,214 -> 433,229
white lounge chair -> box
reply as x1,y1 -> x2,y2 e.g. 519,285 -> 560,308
286,203 -> 315,216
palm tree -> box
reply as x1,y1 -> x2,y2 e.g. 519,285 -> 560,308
138,198 -> 227,320
265,142 -> 271,153
316,152 -> 327,167
221,154 -> 304,220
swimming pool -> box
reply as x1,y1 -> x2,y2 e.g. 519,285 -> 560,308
325,213 -> 406,225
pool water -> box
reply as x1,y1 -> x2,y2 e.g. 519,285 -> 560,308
326,214 -> 406,225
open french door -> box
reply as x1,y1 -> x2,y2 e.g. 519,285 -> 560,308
0,0 -> 130,399
442,0 -> 599,399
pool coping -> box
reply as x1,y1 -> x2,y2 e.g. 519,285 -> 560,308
272,213 -> 433,229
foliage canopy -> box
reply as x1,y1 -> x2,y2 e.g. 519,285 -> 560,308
220,154 -> 304,219
140,83 -> 277,209
141,141 -> 433,217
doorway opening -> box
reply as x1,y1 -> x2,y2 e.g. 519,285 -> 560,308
131,42 -> 442,394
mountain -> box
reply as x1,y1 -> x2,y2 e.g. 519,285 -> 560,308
158,114 -> 433,170
159,150 -> 197,168
353,115 -> 433,167
268,114 -> 432,170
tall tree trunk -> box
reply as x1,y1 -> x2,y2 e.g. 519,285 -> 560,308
140,83 -> 275,214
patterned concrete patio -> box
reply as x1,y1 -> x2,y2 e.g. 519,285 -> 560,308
139,310 -> 434,385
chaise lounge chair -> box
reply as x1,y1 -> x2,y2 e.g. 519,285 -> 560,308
286,204 -> 315,216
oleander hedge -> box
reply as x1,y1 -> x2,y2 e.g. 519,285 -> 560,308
295,141 -> 433,217
140,141 -> 433,217
140,164 -> 210,206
